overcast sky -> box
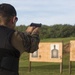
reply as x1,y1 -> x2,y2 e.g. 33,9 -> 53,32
0,0 -> 75,26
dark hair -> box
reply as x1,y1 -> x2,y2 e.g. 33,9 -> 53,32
0,3 -> 17,17
0,3 -> 17,24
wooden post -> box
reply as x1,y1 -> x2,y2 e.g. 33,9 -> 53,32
29,61 -> 31,72
60,41 -> 63,74
60,62 -> 62,74
69,61 -> 71,74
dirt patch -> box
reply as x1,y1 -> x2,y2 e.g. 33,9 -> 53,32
63,43 -> 70,53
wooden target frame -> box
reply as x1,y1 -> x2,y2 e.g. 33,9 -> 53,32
69,40 -> 75,74
29,42 -> 63,73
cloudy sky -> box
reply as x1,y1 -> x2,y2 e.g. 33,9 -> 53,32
0,0 -> 75,26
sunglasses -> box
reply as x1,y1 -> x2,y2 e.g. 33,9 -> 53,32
15,17 -> 18,22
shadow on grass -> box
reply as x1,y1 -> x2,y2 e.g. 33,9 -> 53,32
19,64 -> 75,70
19,63 -> 71,71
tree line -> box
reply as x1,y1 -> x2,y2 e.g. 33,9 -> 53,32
16,24 -> 75,39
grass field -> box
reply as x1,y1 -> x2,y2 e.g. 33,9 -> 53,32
19,37 -> 75,75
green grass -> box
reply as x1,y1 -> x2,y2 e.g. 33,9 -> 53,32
19,37 -> 75,75
19,53 -> 75,75
41,37 -> 75,43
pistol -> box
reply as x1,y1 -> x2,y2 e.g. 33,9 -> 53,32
30,23 -> 42,27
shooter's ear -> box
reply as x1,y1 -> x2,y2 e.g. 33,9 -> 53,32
9,16 -> 16,24
12,16 -> 18,23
